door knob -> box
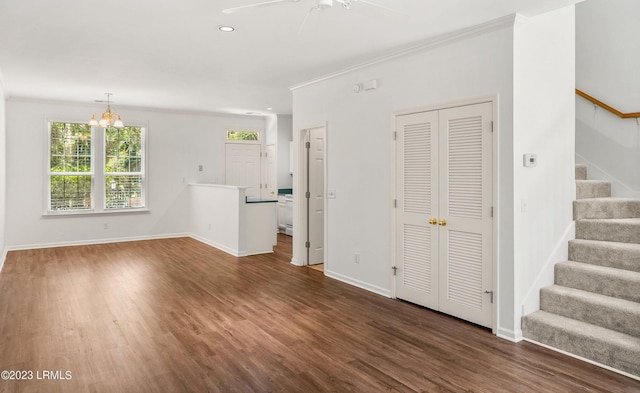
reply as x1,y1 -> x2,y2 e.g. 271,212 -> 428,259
438,219 -> 447,226
429,218 -> 437,225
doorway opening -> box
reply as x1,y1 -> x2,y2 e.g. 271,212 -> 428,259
295,125 -> 327,270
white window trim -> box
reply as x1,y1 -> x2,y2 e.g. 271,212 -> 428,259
43,119 -> 149,216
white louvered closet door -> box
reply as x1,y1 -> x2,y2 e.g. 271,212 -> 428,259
395,102 -> 493,329
437,102 -> 493,328
395,111 -> 439,309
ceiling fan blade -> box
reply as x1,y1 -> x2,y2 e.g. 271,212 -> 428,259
355,0 -> 408,17
222,0 -> 297,14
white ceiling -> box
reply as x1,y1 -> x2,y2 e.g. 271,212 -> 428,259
0,0 -> 581,116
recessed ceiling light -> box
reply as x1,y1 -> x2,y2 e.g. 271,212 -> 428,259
267,107 -> 273,111
218,25 -> 235,32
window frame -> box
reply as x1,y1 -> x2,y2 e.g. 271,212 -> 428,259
225,129 -> 261,143
44,119 -> 149,216
103,125 -> 147,211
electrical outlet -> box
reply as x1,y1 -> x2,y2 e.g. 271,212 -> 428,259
354,253 -> 360,264
103,223 -> 108,230
198,164 -> 204,172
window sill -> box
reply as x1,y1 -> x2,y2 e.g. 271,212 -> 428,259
43,208 -> 150,217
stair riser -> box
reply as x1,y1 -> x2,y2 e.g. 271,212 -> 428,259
574,201 -> 640,220
568,240 -> 640,273
522,316 -> 640,377
576,221 -> 640,244
576,165 -> 587,181
576,182 -> 611,199
555,264 -> 640,303
540,288 -> 640,337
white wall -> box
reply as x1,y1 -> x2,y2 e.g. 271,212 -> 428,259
291,9 -> 576,340
575,0 -> 640,195
575,98 -> 640,196
5,98 -> 265,249
292,16 -> 517,335
0,76 -> 6,264
576,0 -> 640,111
513,8 -> 576,333
277,115 -> 293,190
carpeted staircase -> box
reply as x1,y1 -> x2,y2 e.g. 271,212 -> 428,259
522,165 -> 640,378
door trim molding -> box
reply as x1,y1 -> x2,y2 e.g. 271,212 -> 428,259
390,95 -> 498,333
292,123 -> 328,269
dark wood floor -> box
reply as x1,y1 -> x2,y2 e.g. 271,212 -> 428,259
1,234 -> 639,393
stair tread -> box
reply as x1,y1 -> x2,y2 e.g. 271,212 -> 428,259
524,310 -> 640,348
556,261 -> 640,302
574,197 -> 640,202
541,285 -> 640,337
559,260 -> 640,279
543,285 -> 640,313
576,218 -> 640,244
523,310 -> 640,377
545,284 -> 640,305
576,218 -> 640,223
570,238 -> 640,251
575,180 -> 610,184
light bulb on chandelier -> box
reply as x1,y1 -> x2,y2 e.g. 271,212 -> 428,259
89,93 -> 124,128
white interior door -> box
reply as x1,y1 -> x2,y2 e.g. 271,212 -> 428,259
307,127 -> 325,265
395,102 -> 493,329
225,143 -> 261,198
437,102 -> 493,328
395,111 -> 439,309
264,144 -> 277,199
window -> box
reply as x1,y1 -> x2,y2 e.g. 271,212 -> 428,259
49,122 -> 93,211
47,121 -> 146,214
105,127 -> 144,209
226,130 -> 259,141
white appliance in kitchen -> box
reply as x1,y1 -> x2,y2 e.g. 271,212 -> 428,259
277,195 -> 286,233
285,194 -> 293,236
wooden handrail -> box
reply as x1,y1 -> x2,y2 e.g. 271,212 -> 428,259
576,88 -> 640,119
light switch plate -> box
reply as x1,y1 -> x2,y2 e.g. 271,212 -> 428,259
523,154 -> 537,167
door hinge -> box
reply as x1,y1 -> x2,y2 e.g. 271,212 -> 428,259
305,141 -> 311,149
484,290 -> 494,303
305,191 -> 311,199
490,206 -> 493,217
394,199 -> 397,208
393,131 -> 397,141
490,121 -> 494,132
305,241 -> 311,249
392,266 -> 397,276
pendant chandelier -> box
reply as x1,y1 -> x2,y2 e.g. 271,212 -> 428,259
88,93 -> 124,128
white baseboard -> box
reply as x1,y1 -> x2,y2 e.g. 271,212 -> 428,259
290,257 -> 303,267
5,233 -> 190,252
189,234 -> 241,257
0,248 -> 7,274
497,327 -> 523,343
324,269 -> 391,298
524,338 -> 640,382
